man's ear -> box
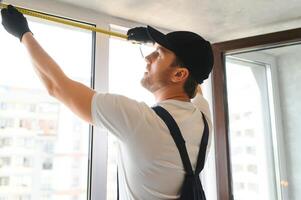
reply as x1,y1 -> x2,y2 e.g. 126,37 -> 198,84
171,68 -> 189,83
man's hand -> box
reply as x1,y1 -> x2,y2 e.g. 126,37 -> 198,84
127,27 -> 153,44
1,5 -> 32,41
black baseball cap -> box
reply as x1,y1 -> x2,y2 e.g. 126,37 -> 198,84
146,26 -> 213,83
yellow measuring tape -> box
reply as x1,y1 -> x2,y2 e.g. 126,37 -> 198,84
0,2 -> 128,40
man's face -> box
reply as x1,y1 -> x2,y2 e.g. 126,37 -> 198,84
140,43 -> 177,92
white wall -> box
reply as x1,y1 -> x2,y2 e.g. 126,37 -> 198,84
277,50 -> 301,200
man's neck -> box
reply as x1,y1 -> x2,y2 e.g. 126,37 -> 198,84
153,87 -> 190,102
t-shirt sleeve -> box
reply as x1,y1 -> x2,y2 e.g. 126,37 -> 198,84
191,93 -> 211,120
191,93 -> 213,163
91,92 -> 149,142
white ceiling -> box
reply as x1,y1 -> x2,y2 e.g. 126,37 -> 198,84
52,0 -> 301,42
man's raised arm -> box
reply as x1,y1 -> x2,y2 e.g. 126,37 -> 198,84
1,5 -> 96,124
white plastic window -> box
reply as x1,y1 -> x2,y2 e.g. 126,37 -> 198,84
0,16 -> 93,200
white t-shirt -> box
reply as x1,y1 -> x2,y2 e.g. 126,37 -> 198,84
91,93 -> 212,200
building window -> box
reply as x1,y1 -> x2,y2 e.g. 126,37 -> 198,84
247,164 -> 258,174
16,176 -> 32,187
0,177 -> 9,186
0,138 -> 12,148
42,141 -> 54,154
17,195 -> 31,200
246,146 -> 256,155
42,158 -> 53,170
0,157 -> 11,168
245,129 -> 255,137
23,157 -> 32,168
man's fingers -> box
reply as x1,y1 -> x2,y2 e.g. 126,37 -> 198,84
7,5 -> 17,13
1,7 -> 8,18
7,5 -> 15,10
7,5 -> 24,18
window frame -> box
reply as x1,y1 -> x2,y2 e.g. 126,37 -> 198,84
227,52 -> 289,199
1,6 -> 97,200
225,55 -> 282,199
212,28 -> 301,200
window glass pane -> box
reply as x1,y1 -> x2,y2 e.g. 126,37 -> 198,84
107,34 -> 154,200
226,58 -> 278,200
0,17 -> 92,200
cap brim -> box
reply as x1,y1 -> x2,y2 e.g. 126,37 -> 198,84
147,26 -> 173,50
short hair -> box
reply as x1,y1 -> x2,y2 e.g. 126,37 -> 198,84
171,57 -> 198,99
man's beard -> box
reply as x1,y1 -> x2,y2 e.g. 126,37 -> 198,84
140,73 -> 169,93
140,74 -> 152,92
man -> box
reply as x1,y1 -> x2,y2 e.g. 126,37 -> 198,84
1,5 -> 213,200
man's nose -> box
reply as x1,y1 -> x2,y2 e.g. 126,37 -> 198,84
145,54 -> 152,64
